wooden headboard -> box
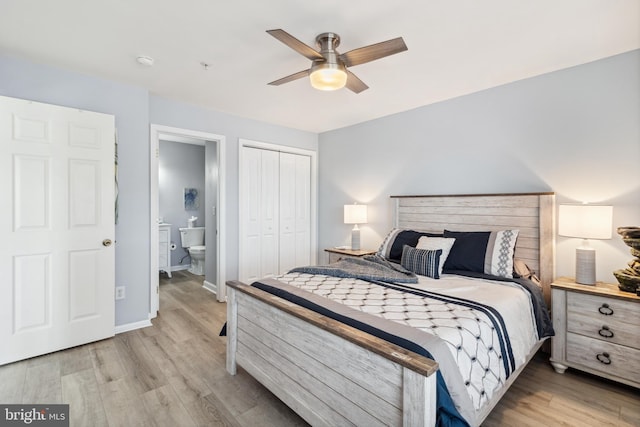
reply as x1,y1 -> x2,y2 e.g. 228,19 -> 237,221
391,192 -> 556,303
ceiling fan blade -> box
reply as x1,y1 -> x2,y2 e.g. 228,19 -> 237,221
267,29 -> 324,61
345,70 -> 369,94
268,69 -> 310,86
339,37 -> 407,67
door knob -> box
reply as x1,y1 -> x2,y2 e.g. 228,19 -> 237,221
102,239 -> 113,247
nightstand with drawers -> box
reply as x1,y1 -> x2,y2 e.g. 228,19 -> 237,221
324,248 -> 377,264
550,277 -> 640,388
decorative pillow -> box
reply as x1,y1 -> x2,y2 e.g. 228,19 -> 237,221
401,245 -> 443,279
377,228 -> 444,262
443,229 -> 519,278
416,236 -> 456,276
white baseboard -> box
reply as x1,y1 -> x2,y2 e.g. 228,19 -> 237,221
203,280 -> 217,295
171,265 -> 190,272
115,318 -> 153,334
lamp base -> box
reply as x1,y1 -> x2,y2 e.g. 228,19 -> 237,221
576,247 -> 596,285
351,228 -> 361,251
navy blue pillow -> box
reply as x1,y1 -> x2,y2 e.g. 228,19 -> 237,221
442,230 -> 490,273
443,229 -> 519,278
382,229 -> 444,262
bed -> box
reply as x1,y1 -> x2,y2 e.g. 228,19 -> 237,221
226,192 -> 555,427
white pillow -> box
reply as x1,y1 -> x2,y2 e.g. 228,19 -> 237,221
416,236 -> 456,276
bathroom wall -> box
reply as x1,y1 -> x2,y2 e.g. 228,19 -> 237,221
159,140 -> 206,269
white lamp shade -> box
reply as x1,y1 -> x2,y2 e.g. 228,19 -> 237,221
558,204 -> 613,239
344,204 -> 367,224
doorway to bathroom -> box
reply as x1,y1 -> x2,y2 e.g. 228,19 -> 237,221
150,125 -> 226,318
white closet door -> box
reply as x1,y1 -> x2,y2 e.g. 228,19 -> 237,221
279,153 -> 296,273
240,144 -> 312,282
241,147 -> 279,282
260,149 -> 279,278
280,152 -> 311,273
241,147 -> 261,283
0,96 -> 115,365
293,154 -> 311,268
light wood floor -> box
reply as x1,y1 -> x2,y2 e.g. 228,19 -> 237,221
1,271 -> 638,426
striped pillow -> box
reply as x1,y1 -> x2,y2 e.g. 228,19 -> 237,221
416,236 -> 456,276
400,245 -> 443,279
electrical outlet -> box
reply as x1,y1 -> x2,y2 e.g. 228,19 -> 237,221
115,286 -> 125,300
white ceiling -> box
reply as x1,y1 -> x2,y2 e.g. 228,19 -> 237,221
1,1 -> 638,133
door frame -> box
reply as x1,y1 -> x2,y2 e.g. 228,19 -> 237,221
238,138 -> 318,282
150,125 -> 227,316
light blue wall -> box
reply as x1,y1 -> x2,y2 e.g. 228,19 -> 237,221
159,140 -> 206,268
318,50 -> 640,283
2,48 -> 637,324
0,53 -> 318,326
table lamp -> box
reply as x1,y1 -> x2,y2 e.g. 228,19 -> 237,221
344,204 -> 367,250
558,204 -> 613,285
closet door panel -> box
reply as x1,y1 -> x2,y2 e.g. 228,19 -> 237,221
260,149 -> 279,278
294,154 -> 311,268
241,147 -> 262,282
279,153 -> 296,273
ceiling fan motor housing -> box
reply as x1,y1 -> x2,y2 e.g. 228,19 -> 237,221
315,32 -> 342,66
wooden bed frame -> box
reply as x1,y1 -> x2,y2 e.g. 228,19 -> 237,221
227,192 -> 555,427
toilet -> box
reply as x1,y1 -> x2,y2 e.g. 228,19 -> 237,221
179,227 -> 205,275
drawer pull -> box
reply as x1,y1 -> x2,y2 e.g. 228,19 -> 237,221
596,352 -> 612,365
598,326 -> 614,338
598,304 -> 614,316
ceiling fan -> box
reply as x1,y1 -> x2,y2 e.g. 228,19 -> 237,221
266,29 -> 408,94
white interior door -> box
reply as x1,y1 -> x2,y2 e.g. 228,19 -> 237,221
0,96 -> 115,366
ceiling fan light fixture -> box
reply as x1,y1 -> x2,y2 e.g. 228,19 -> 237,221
309,62 -> 347,91
267,29 -> 407,93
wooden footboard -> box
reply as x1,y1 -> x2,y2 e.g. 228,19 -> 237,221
226,280 -> 439,427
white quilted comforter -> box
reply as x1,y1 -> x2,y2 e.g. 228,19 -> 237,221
271,271 -> 539,425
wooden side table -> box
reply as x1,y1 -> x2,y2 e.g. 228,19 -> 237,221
324,248 -> 376,264
550,277 -> 640,388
